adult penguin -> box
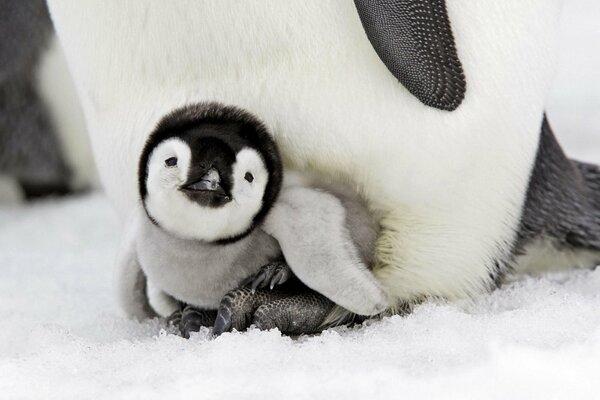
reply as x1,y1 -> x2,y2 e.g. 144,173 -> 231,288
0,0 -> 70,200
48,1 -> 599,316
0,0 -> 93,202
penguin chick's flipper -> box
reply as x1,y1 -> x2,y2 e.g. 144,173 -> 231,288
212,288 -> 335,336
263,186 -> 389,316
242,261 -> 292,291
114,214 -> 157,320
353,0 -> 466,111
176,306 -> 217,339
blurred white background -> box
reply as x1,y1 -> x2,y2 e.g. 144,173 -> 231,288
549,0 -> 600,163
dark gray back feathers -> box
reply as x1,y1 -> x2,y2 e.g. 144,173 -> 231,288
0,0 -> 71,198
517,116 -> 600,253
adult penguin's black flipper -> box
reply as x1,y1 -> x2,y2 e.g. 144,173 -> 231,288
354,0 -> 466,111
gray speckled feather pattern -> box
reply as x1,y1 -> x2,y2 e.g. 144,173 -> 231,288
354,0 -> 466,111
517,116 -> 600,254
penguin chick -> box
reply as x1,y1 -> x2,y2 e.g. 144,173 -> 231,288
116,103 -> 388,337
136,105 -> 288,320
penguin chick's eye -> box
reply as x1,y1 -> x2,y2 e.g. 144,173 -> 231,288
244,172 -> 254,183
165,157 -> 178,167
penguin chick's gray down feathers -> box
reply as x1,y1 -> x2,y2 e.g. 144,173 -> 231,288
115,104 -> 387,335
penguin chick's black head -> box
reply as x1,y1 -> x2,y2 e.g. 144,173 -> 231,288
138,103 -> 283,243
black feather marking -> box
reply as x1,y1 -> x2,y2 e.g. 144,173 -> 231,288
354,0 -> 466,111
516,115 -> 600,254
138,102 -> 283,244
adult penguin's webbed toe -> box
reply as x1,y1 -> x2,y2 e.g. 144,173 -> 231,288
213,287 -> 337,336
166,308 -> 182,330
178,306 -> 217,339
252,292 -> 335,335
213,288 -> 289,336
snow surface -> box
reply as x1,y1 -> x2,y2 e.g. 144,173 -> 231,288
2,196 -> 600,399
1,1 -> 600,398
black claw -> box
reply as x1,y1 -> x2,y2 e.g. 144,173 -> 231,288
273,263 -> 291,288
271,270 -> 286,289
166,310 -> 182,332
247,261 -> 292,292
182,321 -> 201,339
213,309 -> 232,336
179,306 -> 217,339
259,276 -> 270,289
250,272 -> 266,291
213,296 -> 234,336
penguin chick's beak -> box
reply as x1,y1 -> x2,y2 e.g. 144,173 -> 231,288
181,168 -> 229,199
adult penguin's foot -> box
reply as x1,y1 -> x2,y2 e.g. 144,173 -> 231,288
173,306 -> 217,339
212,287 -> 335,336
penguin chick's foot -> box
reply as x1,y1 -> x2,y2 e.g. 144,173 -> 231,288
213,287 -> 335,336
242,261 -> 292,291
172,305 -> 217,339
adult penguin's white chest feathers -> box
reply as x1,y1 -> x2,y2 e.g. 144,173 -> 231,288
50,0 -> 563,302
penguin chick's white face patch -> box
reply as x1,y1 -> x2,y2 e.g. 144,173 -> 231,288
144,140 -> 268,242
230,148 -> 269,215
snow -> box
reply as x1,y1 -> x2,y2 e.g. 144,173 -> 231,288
548,0 -> 600,164
1,1 -> 600,398
2,195 -> 600,399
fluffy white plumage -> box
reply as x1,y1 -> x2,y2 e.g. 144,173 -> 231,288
145,139 -> 268,242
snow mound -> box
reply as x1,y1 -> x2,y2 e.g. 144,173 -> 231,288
1,194 -> 600,399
